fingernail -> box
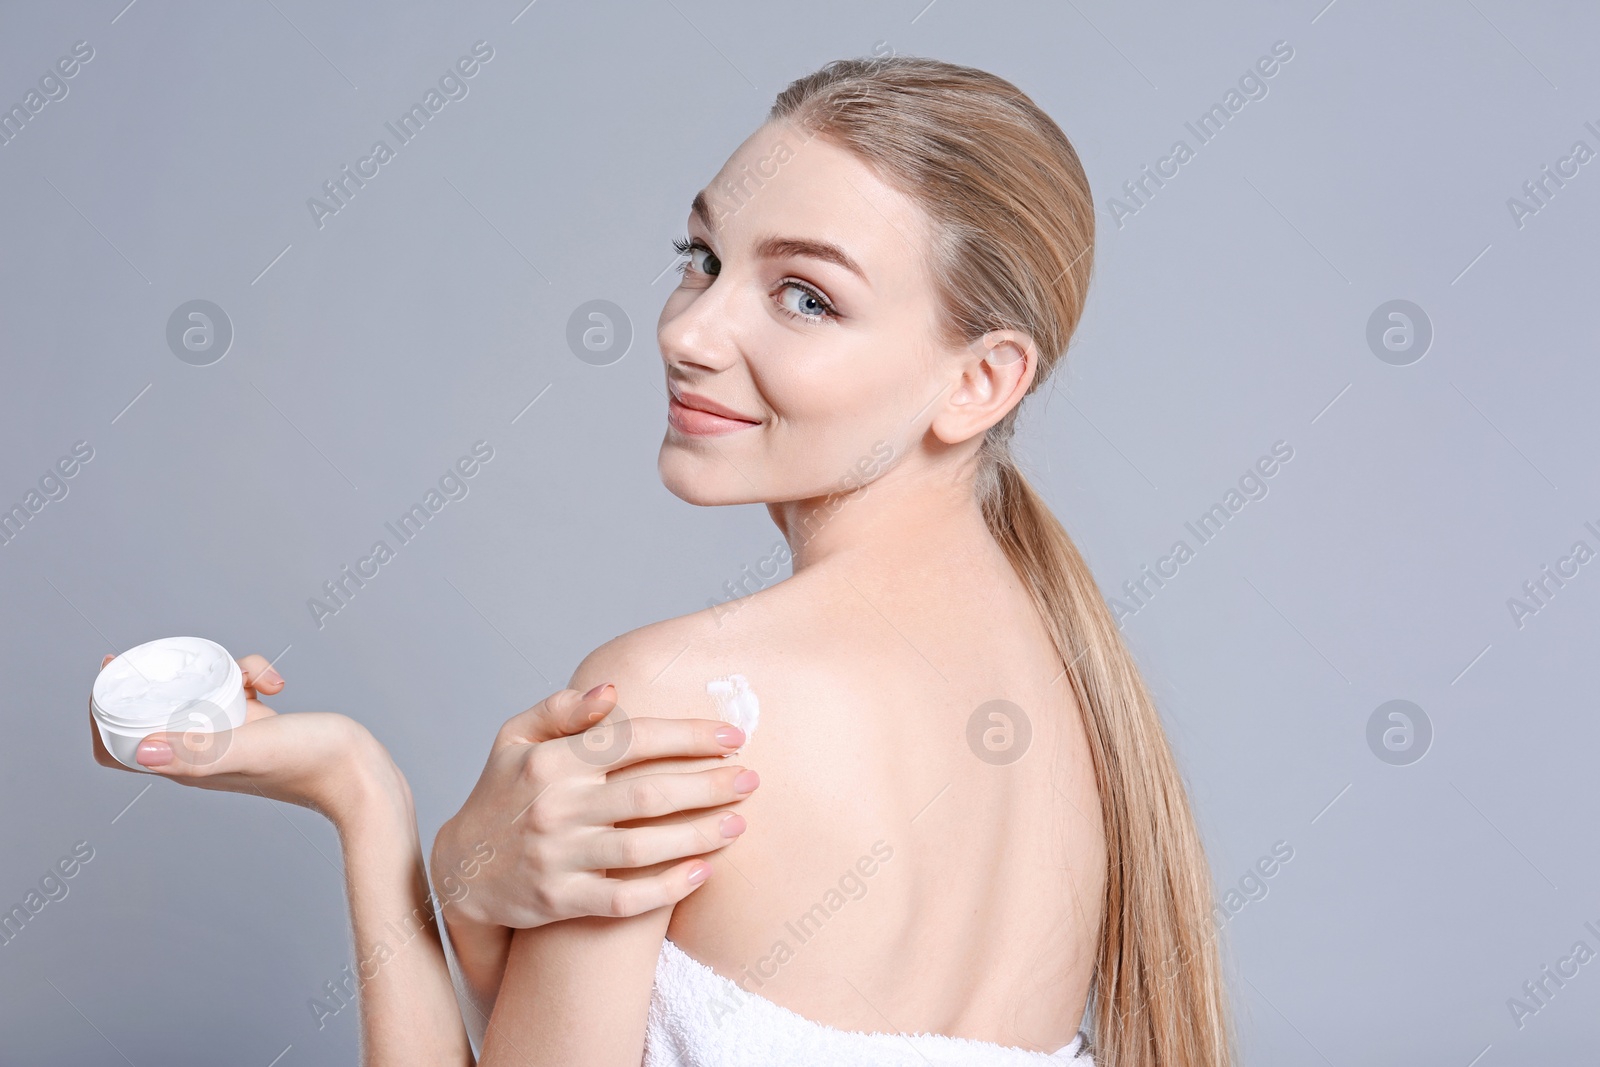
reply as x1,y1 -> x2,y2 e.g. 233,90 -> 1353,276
687,862 -> 712,886
733,769 -> 760,794
583,683 -> 612,700
715,725 -> 745,747
136,740 -> 173,767
719,813 -> 747,838
262,668 -> 283,686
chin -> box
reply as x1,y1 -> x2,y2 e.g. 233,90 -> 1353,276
657,440 -> 756,507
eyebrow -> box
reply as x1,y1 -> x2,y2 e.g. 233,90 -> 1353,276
691,190 -> 870,287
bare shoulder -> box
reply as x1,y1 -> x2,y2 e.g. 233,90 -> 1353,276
567,574 -> 842,726
568,613 -> 708,704
569,610 -> 745,723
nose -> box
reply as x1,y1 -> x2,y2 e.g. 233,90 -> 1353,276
657,276 -> 742,375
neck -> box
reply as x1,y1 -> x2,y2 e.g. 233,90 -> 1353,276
768,458 -> 995,576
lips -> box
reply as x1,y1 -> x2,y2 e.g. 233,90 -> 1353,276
667,385 -> 761,437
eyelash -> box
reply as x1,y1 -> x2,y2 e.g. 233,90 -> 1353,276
671,235 -> 838,324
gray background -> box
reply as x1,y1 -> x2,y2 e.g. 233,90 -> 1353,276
2,0 -> 1596,1063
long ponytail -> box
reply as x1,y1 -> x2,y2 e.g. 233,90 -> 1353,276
984,462 -> 1230,1066
772,56 -> 1233,1066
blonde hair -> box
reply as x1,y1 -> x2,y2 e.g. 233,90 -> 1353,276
771,56 -> 1233,1067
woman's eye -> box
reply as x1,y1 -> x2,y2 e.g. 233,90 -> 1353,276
776,281 -> 833,322
671,237 -> 720,277
689,245 -> 720,276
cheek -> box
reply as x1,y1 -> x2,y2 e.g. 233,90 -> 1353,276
775,336 -> 927,433
763,361 -> 865,429
754,354 -> 915,483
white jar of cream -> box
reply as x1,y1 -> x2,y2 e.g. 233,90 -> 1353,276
91,636 -> 247,770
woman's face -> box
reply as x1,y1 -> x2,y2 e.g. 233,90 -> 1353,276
656,120 -> 955,506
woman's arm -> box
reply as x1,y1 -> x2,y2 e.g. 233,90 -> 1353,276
431,683 -> 757,1039
330,746 -> 472,1065
91,653 -> 471,1066
475,641 -> 749,1066
480,908 -> 677,1066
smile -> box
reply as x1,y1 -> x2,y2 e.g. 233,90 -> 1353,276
666,387 -> 761,437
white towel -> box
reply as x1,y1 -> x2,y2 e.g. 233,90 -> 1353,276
644,938 -> 1095,1066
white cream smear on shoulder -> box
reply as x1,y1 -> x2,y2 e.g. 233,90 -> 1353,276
706,674 -> 759,747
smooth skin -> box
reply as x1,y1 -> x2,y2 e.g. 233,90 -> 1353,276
467,119 -> 1107,1066
90,656 -> 757,1066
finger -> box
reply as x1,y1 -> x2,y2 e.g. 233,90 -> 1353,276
130,713 -> 289,778
130,728 -> 236,776
588,810 -> 747,870
502,685 -> 618,745
100,654 -> 114,670
236,654 -> 285,698
591,765 -> 759,824
570,858 -> 716,919
586,716 -> 748,772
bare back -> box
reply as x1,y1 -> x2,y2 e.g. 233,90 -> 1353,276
588,534 -> 1107,1053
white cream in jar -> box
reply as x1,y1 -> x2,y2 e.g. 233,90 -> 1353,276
90,636 -> 247,770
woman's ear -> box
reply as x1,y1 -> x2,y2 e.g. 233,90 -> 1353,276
929,329 -> 1039,446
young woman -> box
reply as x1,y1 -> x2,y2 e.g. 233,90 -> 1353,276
96,55 -> 1232,1067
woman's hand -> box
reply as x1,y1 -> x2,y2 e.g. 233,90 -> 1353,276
89,652 -> 404,826
433,683 -> 757,926
89,652 -> 471,1065
430,683 -> 759,1029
